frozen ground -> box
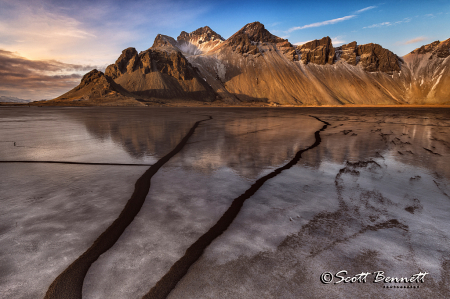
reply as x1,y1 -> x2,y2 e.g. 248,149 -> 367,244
0,107 -> 449,298
83,111 -> 321,299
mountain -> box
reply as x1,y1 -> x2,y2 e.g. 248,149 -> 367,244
104,36 -> 217,102
45,69 -> 143,106
40,22 -> 450,106
402,39 -> 450,104
182,22 -> 409,105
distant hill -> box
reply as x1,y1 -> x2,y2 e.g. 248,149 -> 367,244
0,96 -> 33,103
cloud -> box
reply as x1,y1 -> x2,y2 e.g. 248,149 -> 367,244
331,36 -> 346,45
399,36 -> 427,45
0,49 -> 101,100
364,17 -> 411,29
287,5 -> 378,32
293,40 -> 312,46
364,21 -> 392,28
0,50 -> 98,73
395,17 -> 411,24
294,37 -> 346,46
287,3 -> 378,33
288,15 -> 356,32
0,0 -> 210,65
0,0 -> 212,99
0,2 -> 119,65
355,6 -> 377,14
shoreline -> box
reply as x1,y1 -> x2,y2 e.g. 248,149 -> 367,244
1,102 -> 450,108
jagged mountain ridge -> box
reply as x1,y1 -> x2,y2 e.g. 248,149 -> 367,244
177,26 -> 224,55
402,39 -> 450,104
184,22 -> 411,105
104,42 -> 217,101
44,21 -> 450,106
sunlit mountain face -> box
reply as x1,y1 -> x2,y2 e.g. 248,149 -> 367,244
1,0 -> 449,101
27,21 -> 449,106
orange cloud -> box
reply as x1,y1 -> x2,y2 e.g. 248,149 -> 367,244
0,50 -> 100,100
402,36 -> 427,45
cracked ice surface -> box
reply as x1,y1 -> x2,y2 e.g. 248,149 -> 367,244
2,107 -> 450,299
168,108 -> 450,299
0,107 -> 199,298
0,163 -> 145,299
0,107 -> 200,164
83,111 -> 323,299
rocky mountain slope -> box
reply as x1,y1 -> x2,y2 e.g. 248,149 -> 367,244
402,39 -> 450,104
40,22 -> 450,106
45,69 -> 144,106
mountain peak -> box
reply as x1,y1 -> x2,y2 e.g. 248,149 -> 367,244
410,38 -> 450,58
410,40 -> 440,55
191,26 -> 224,41
232,21 -> 284,44
79,69 -> 105,87
224,21 -> 286,55
299,36 -> 333,50
241,21 -> 264,32
152,34 -> 178,49
177,26 -> 224,44
175,26 -> 224,55
298,36 -> 335,65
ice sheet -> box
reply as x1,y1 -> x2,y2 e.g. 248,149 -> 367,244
0,164 -> 144,298
83,112 -> 323,298
1,107 -> 449,299
168,108 -> 450,298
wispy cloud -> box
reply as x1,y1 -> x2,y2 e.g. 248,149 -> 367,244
288,15 -> 356,32
293,40 -> 312,46
287,4 -> 377,33
291,36 -> 345,46
0,50 -> 99,73
399,36 -> 428,45
365,21 -> 392,28
395,18 -> 412,24
364,17 -> 411,29
331,36 -> 346,45
0,2 -> 128,64
0,49 -> 101,100
0,0 -> 212,100
0,0 -> 211,65
355,6 -> 377,14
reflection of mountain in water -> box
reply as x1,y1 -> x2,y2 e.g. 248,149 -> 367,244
300,108 -> 450,180
76,108 -> 197,159
74,108 -> 450,180
73,108 -> 322,179
173,110 -> 322,178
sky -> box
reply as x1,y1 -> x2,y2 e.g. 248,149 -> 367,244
0,0 -> 449,100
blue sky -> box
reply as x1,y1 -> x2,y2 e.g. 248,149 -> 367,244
0,0 -> 449,100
